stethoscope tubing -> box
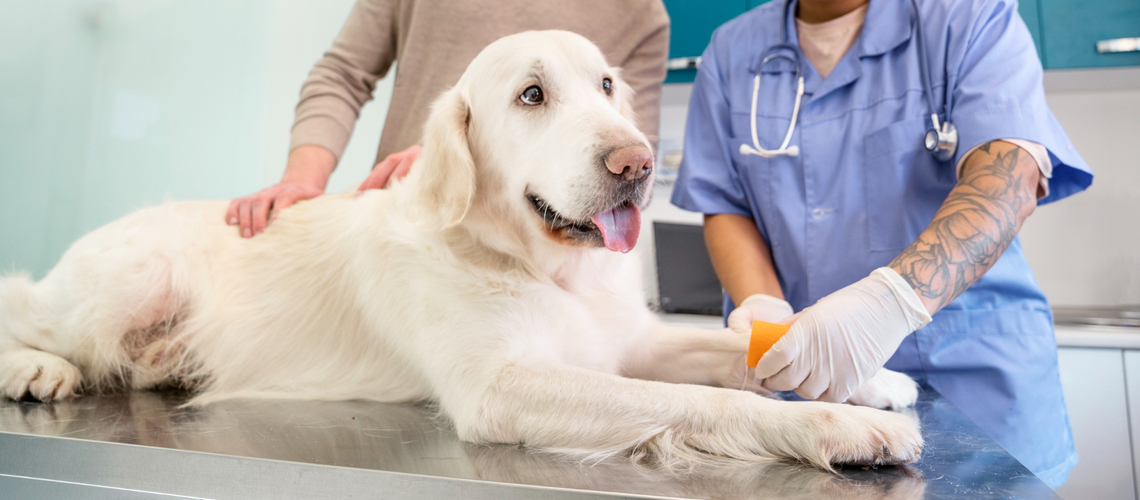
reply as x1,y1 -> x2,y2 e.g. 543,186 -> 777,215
742,51 -> 803,157
741,0 -> 955,160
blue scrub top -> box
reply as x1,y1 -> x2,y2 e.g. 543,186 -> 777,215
672,0 -> 1093,488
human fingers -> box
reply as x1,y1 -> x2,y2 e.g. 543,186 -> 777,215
387,153 -> 415,187
250,197 -> 271,236
762,361 -> 808,392
237,198 -> 253,238
392,145 -> 422,182
226,198 -> 242,225
792,369 -> 831,401
743,294 -> 795,323
818,377 -> 860,404
360,155 -> 400,192
753,326 -> 799,380
778,310 -> 805,326
726,305 -> 754,333
270,193 -> 297,222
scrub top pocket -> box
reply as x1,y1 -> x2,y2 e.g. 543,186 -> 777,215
861,116 -> 954,252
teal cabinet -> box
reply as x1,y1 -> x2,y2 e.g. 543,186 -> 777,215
662,0 -> 1138,85
1018,0 -> 1045,62
664,0 -> 1045,84
1039,0 -> 1140,69
663,0 -> 750,83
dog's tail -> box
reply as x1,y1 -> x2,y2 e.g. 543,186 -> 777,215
0,273 -> 42,347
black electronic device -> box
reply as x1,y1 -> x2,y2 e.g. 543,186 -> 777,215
653,222 -> 723,316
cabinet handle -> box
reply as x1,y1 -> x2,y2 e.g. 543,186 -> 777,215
666,57 -> 702,70
1096,37 -> 1140,54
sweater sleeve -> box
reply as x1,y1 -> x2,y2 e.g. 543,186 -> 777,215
618,1 -> 670,152
290,0 -> 399,160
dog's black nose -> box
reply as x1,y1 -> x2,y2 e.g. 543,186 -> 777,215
603,145 -> 653,182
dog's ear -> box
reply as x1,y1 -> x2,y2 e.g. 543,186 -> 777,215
417,87 -> 475,228
610,68 -> 637,125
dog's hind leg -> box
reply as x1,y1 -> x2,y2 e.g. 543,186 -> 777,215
0,274 -> 84,401
0,216 -> 193,401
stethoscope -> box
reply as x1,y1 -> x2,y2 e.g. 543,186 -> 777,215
740,0 -> 958,162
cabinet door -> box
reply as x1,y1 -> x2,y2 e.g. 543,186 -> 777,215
1040,0 -> 1140,69
662,0 -> 749,83
1018,0 -> 1045,63
1056,346 -> 1136,500
1125,350 -> 1140,499
662,0 -> 1050,84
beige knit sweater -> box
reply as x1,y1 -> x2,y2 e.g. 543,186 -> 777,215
290,0 -> 670,164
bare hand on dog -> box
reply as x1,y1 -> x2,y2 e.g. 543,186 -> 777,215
359,145 -> 421,192
227,145 -> 335,238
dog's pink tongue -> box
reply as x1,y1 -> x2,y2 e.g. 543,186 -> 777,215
590,205 -> 641,253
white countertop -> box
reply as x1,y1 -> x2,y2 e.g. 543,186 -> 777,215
659,313 -> 1140,350
1055,324 -> 1140,349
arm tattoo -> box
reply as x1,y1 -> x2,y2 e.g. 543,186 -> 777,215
889,141 -> 1039,312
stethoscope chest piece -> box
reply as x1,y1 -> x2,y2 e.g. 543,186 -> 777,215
924,115 -> 958,162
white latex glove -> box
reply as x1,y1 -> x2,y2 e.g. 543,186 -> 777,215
755,267 -> 932,403
727,293 -> 795,333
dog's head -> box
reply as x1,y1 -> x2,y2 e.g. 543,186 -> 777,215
411,30 -> 654,254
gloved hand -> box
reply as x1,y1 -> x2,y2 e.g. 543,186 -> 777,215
727,293 -> 795,333
754,267 -> 932,403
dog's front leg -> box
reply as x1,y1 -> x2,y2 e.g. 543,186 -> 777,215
619,320 -> 750,388
453,362 -> 922,469
618,321 -> 920,409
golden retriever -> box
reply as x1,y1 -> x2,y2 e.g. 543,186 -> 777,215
0,31 -> 922,469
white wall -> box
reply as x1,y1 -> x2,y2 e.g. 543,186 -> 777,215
1020,70 -> 1140,307
647,69 -> 1140,308
259,2 -> 394,194
639,84 -> 702,305
0,0 -> 395,278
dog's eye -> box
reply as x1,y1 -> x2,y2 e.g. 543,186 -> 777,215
520,86 -> 544,105
602,78 -> 612,95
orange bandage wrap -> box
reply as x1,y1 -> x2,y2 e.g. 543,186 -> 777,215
746,321 -> 791,368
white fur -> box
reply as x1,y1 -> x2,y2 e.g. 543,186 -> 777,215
0,31 -> 922,469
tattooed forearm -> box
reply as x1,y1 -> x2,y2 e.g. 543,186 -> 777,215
889,140 -> 1040,313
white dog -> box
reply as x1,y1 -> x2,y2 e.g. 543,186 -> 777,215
0,31 -> 922,469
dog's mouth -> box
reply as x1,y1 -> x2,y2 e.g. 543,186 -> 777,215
526,194 -> 641,253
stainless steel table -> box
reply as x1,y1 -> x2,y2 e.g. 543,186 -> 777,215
0,386 -> 1058,499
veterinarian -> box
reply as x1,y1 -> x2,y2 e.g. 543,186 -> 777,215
227,0 -> 669,237
672,0 -> 1092,488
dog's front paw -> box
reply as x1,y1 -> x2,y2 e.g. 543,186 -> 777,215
0,350 -> 82,402
795,402 -> 924,467
846,369 -> 918,410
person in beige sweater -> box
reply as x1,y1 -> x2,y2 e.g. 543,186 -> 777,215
228,0 -> 670,237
